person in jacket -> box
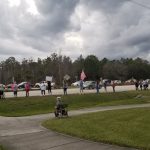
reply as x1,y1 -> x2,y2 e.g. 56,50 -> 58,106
25,82 -> 30,97
63,79 -> 68,95
0,84 -> 5,99
12,82 -> 18,97
80,80 -> 84,94
96,80 -> 100,94
47,81 -> 52,95
40,82 -> 46,96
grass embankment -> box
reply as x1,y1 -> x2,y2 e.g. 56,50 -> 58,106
0,145 -> 4,150
43,108 -> 150,150
0,91 -> 150,116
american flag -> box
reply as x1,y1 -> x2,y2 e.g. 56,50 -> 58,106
80,70 -> 86,80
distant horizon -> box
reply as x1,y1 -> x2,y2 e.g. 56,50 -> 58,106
0,54 -> 149,64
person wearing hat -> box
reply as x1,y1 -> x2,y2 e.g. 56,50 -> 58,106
63,79 -> 68,95
56,97 -> 62,109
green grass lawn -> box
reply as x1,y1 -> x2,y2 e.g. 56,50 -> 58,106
43,107 -> 150,150
0,145 -> 4,150
0,90 -> 150,116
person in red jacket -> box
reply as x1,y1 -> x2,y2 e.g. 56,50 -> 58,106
25,82 -> 30,97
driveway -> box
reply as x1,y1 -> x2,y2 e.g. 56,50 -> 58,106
1,104 -> 149,150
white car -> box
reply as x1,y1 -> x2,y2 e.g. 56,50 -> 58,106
113,80 -> 122,84
17,82 -> 27,89
0,84 -> 6,89
35,81 -> 55,88
71,81 -> 80,86
83,81 -> 96,89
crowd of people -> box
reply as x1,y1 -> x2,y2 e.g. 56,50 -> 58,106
0,79 -> 149,99
135,80 -> 149,91
0,81 -> 31,99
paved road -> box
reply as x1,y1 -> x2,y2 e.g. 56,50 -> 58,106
5,85 -> 136,98
1,103 -> 150,150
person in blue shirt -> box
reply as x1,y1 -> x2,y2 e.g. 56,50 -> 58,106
80,80 -> 84,94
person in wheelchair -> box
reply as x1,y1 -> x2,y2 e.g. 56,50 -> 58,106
54,97 -> 68,117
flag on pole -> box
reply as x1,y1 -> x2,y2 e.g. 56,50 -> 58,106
80,70 -> 86,80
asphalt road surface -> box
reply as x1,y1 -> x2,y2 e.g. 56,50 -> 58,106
0,104 -> 147,150
0,85 -> 147,150
5,85 -> 136,98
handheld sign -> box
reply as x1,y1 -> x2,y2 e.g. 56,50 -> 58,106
64,74 -> 70,81
46,76 -> 53,81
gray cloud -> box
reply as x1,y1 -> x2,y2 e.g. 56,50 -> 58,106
0,0 -> 150,61
34,0 -> 80,34
80,0 -> 126,13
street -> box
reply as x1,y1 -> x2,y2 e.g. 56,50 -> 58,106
5,85 -> 136,98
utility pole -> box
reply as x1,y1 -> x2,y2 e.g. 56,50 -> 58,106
0,66 -> 2,83
58,48 -> 62,86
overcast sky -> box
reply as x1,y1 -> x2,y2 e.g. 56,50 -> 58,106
0,0 -> 150,61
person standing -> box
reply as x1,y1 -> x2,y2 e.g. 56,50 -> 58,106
112,81 -> 116,92
63,79 -> 68,95
40,82 -> 46,96
135,81 -> 139,90
12,82 -> 18,97
96,80 -> 100,94
103,81 -> 107,92
25,82 -> 30,97
139,80 -> 143,91
0,85 -> 2,99
47,81 -> 52,95
0,84 -> 5,99
80,80 -> 84,94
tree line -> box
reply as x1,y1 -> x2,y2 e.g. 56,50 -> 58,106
0,54 -> 150,86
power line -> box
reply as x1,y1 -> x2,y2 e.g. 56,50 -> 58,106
127,0 -> 150,10
105,0 -> 150,25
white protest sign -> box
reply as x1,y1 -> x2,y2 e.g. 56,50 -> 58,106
64,74 -> 70,81
46,76 -> 53,81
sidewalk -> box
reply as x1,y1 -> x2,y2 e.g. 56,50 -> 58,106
1,104 -> 149,150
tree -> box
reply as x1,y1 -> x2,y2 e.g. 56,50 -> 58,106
84,55 -> 99,80
72,55 -> 85,81
103,61 -> 128,81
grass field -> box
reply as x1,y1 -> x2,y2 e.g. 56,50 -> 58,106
0,145 -> 4,150
43,107 -> 150,150
0,90 -> 150,116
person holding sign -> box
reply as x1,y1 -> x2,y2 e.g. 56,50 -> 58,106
47,81 -> 52,94
46,76 -> 52,95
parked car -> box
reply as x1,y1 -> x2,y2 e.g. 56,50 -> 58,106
35,81 -> 55,88
17,82 -> 33,89
125,78 -> 136,85
103,79 -> 111,85
0,84 -> 6,89
6,84 -> 12,89
18,82 -> 27,89
83,81 -> 96,89
113,80 -> 122,84
71,81 -> 84,87
145,79 -> 150,83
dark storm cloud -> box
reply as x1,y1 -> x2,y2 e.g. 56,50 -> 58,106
14,0 -> 80,52
34,0 -> 80,34
0,0 -> 150,60
78,0 -> 150,60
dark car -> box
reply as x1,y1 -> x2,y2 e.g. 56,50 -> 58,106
83,81 -> 96,89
